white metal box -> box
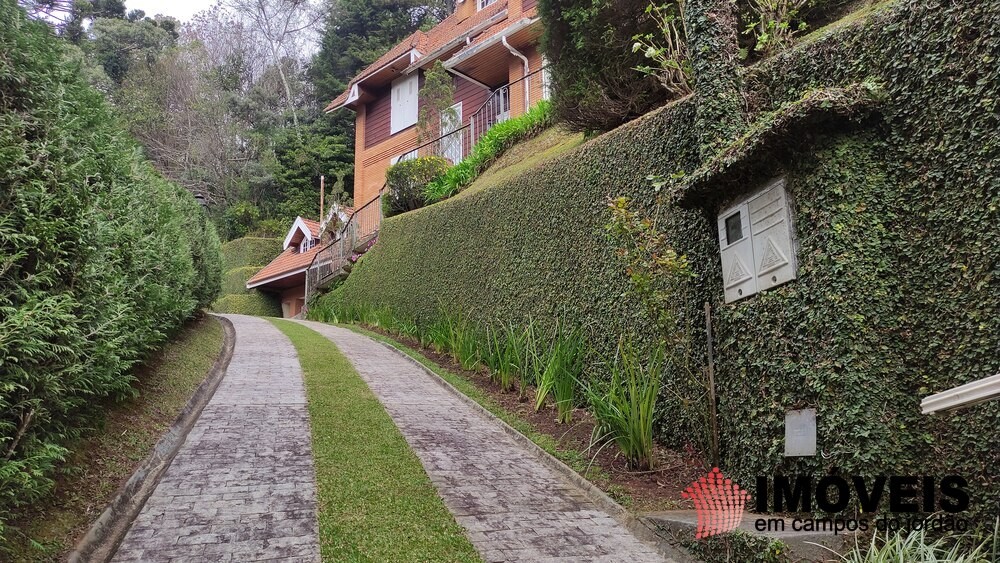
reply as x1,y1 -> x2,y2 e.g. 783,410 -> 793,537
718,178 -> 797,303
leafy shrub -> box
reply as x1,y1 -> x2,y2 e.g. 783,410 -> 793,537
384,156 -> 449,217
0,2 -> 220,542
223,200 -> 263,240
538,0 -> 668,131
210,293 -> 281,317
830,524 -> 998,563
220,237 -> 283,271
585,341 -> 662,470
632,2 -> 692,98
681,529 -> 789,563
424,101 -> 554,203
742,0 -> 808,58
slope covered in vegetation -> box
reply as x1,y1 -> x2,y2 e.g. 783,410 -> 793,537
0,1 -> 221,541
316,0 -> 1000,523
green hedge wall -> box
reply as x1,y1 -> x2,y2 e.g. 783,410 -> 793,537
220,237 -> 283,271
0,1 -> 221,539
221,266 -> 260,296
325,0 -> 999,521
210,294 -> 282,317
213,237 -> 283,316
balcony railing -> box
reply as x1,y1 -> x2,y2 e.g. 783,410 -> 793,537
304,188 -> 384,306
469,65 -> 548,145
401,66 -> 549,166
414,124 -> 473,165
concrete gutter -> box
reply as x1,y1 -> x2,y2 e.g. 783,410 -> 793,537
68,315 -> 236,563
365,334 -> 692,562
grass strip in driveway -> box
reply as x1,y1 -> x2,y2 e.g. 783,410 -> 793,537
269,319 -> 480,563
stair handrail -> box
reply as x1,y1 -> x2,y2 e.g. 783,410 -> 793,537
305,187 -> 386,306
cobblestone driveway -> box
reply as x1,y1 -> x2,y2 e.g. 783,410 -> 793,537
113,315 -> 320,562
298,320 -> 673,563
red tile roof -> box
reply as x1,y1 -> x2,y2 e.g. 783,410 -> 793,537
459,6 -> 537,52
301,218 -> 321,237
246,245 -> 323,287
326,1 -> 509,111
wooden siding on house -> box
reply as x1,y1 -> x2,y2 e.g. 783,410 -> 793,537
355,126 -> 420,208
364,90 -> 393,149
454,74 -> 491,127
352,40 -> 547,202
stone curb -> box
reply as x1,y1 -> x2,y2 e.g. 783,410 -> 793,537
68,314 -> 237,563
359,331 -> 691,563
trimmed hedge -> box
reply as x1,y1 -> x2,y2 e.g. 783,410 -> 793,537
221,266 -> 260,296
320,0 -> 1000,522
0,1 -> 221,540
213,237 -> 283,316
220,237 -> 283,271
210,293 -> 282,317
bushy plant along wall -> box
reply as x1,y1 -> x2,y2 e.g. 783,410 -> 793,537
0,1 -> 221,538
324,0 -> 1000,521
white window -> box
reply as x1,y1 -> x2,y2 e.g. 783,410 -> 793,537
540,58 -> 551,100
718,178 -> 797,303
496,86 -> 510,122
390,73 -> 419,134
477,0 -> 496,10
441,102 -> 463,164
389,150 -> 417,166
299,238 -> 317,253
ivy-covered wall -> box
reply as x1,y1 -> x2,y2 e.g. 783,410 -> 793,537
328,0 -> 999,519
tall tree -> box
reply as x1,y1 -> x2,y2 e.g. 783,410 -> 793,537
310,0 -> 450,103
220,0 -> 322,128
86,16 -> 178,83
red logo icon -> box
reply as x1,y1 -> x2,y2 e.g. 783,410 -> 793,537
681,467 -> 750,539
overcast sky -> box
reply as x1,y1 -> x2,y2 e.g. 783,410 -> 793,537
127,0 -> 211,22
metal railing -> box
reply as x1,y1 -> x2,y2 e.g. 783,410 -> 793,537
400,66 -> 550,166
305,188 -> 385,306
414,124 -> 473,165
470,66 -> 548,144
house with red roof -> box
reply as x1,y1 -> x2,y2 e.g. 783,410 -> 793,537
245,216 -> 329,318
325,0 -> 548,217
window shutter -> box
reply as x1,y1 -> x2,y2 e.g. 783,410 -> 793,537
390,73 -> 419,134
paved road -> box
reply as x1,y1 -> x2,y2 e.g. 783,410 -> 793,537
113,315 -> 320,562
298,320 -> 671,563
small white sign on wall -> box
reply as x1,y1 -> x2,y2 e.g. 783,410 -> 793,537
784,408 -> 817,457
717,178 -> 797,303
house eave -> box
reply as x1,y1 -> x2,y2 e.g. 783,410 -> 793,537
246,260 -> 331,290
443,16 -> 539,70
402,10 -> 509,75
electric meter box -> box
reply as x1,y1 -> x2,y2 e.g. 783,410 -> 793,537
717,178 -> 798,303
